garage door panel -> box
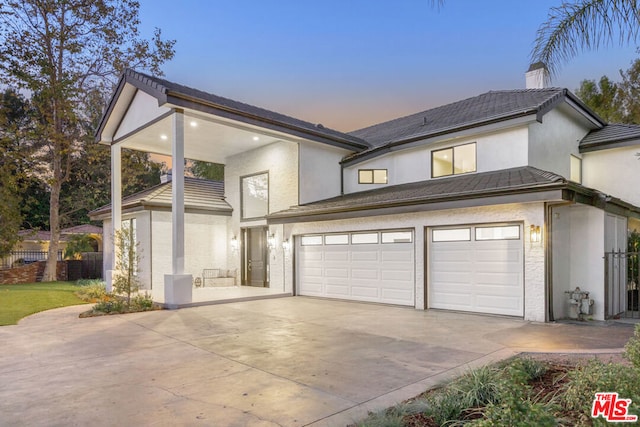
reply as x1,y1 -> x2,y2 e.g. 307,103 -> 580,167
351,269 -> 379,280
351,285 -> 380,298
326,284 -> 350,296
325,268 -> 349,278
324,250 -> 350,261
381,249 -> 413,262
381,289 -> 413,303
381,270 -> 413,281
430,224 -> 523,317
351,250 -> 379,262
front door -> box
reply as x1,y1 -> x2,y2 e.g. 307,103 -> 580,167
242,227 -> 268,287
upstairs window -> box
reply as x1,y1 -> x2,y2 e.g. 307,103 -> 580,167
570,155 -> 582,183
358,169 -> 388,184
432,143 -> 476,178
241,172 -> 269,220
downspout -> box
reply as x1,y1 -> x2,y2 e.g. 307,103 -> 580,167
340,163 -> 345,195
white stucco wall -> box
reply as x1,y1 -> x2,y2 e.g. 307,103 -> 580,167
528,107 -> 589,180
273,202 -> 547,322
113,90 -> 171,140
150,211 -> 229,299
343,126 -> 529,194
299,142 -> 350,204
225,140 -> 298,289
551,204 -> 606,320
583,146 -> 640,207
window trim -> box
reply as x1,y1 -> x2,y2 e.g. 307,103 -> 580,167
240,171 -> 269,221
570,154 -> 582,184
358,168 -> 388,184
431,142 -> 477,178
351,232 -> 379,244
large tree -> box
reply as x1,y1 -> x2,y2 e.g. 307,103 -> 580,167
532,0 -> 640,78
0,0 -> 175,281
576,58 -> 640,124
0,89 -> 32,257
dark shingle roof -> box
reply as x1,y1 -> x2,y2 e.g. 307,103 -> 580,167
344,88 -> 604,165
89,177 -> 232,219
580,123 -> 640,152
348,89 -> 565,147
268,167 -> 567,222
114,69 -> 369,150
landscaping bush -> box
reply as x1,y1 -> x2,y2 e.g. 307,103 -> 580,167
74,280 -> 107,302
130,293 -> 155,311
624,324 -> 640,370
92,298 -> 125,314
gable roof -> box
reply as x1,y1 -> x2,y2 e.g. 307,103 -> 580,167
580,123 -> 640,152
88,177 -> 232,220
267,166 -> 632,223
96,69 -> 370,152
344,88 -> 605,165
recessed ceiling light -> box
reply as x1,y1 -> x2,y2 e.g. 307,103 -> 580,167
252,136 -> 259,141
160,134 -> 168,140
190,121 -> 197,127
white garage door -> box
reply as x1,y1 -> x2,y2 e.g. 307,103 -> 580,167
297,230 -> 415,306
429,224 -> 523,317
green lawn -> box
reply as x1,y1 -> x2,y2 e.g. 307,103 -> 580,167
0,281 -> 88,326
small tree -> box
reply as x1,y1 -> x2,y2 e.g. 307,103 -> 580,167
112,225 -> 141,307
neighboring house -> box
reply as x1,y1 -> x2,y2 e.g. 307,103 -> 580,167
2,224 -> 103,269
16,225 -> 103,254
89,176 -> 231,290
94,65 -> 640,320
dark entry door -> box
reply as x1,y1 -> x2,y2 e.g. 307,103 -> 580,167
243,227 -> 268,287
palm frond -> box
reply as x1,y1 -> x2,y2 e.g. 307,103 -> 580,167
531,0 -> 640,78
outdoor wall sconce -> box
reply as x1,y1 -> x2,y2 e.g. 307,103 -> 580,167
282,239 -> 290,251
530,225 -> 541,243
230,236 -> 238,251
267,233 -> 276,250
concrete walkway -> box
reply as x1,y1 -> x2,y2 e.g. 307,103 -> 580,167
0,297 -> 635,427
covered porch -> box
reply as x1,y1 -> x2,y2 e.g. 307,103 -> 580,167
95,69 -> 366,307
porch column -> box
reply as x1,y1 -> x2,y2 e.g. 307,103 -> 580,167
106,143 -> 122,292
164,109 -> 192,308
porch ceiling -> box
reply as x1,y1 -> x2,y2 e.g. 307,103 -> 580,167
118,110 -> 286,164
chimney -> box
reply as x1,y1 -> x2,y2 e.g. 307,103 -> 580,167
160,169 -> 172,184
525,62 -> 549,89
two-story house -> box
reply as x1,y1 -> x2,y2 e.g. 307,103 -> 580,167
93,65 -> 640,322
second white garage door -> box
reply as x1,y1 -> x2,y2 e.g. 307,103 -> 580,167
297,230 -> 415,306
429,224 -> 524,317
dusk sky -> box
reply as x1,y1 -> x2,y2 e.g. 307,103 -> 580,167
137,0 -> 638,132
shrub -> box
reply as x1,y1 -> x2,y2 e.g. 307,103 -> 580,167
624,324 -> 640,370
92,298 -> 125,314
470,398 -> 556,427
453,365 -> 505,408
507,357 -> 547,383
424,390 -> 468,425
74,280 -> 107,302
130,293 -> 155,311
560,359 -> 640,424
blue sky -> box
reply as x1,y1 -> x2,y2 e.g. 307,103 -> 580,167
138,0 -> 638,132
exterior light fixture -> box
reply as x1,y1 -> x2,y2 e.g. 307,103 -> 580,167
530,225 -> 541,243
282,239 -> 290,251
252,136 -> 259,141
230,236 -> 238,251
267,233 -> 276,250
160,134 -> 168,140
190,120 -> 197,127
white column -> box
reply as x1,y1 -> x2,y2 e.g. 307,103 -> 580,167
164,109 -> 192,308
172,110 -> 186,274
106,143 -> 122,292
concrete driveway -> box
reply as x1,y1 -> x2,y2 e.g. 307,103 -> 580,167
0,297 -> 634,427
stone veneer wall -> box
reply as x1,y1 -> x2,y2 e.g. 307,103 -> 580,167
0,261 -> 68,285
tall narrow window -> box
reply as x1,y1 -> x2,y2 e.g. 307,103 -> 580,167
570,155 -> 582,183
241,172 -> 269,219
432,143 -> 476,178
